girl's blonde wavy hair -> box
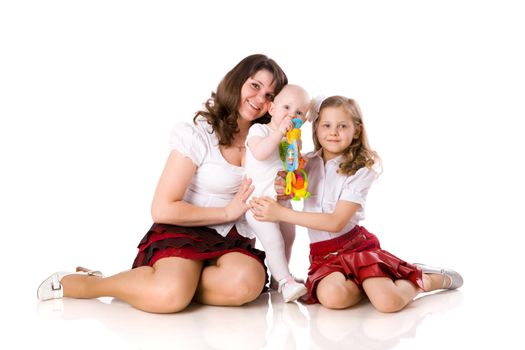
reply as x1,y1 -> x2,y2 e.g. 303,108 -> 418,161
312,96 -> 379,176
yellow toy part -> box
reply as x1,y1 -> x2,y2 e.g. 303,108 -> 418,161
285,169 -> 310,201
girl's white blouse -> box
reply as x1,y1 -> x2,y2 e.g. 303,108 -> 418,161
168,118 -> 246,237
303,150 -> 380,243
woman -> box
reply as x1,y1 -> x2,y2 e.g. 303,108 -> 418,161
37,54 -> 288,313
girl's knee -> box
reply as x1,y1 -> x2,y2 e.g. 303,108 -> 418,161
369,292 -> 407,313
317,282 -> 361,310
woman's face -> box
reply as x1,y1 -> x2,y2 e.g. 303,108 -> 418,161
238,69 -> 277,122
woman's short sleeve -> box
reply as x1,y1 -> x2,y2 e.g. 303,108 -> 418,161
339,166 -> 378,207
168,122 -> 207,166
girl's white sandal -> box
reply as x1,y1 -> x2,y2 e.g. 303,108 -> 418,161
37,266 -> 104,301
414,263 -> 463,290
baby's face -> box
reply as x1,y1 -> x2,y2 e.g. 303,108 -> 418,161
270,87 -> 310,125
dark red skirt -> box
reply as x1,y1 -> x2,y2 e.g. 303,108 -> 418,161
304,225 -> 423,304
132,223 -> 266,269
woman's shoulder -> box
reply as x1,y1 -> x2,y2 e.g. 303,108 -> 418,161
170,118 -> 215,141
175,117 -> 212,134
168,118 -> 213,166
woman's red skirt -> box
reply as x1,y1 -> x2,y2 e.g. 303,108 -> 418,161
304,225 -> 423,304
132,223 -> 266,270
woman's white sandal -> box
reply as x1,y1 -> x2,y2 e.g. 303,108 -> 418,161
414,263 -> 463,290
37,266 -> 104,301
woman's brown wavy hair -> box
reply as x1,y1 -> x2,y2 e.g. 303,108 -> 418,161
194,54 -> 288,146
312,96 -> 379,176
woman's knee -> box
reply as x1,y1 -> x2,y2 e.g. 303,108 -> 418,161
216,259 -> 264,305
317,280 -> 362,310
142,283 -> 194,313
227,268 -> 265,305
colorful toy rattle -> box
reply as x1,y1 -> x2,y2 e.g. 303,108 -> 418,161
281,117 -> 310,201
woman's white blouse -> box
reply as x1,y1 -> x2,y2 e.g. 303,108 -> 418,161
168,118 -> 246,237
303,150 -> 380,243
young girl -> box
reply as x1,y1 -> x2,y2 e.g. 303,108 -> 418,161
239,84 -> 311,302
250,96 -> 463,312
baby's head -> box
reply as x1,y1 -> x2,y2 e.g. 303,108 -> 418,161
268,84 -> 311,125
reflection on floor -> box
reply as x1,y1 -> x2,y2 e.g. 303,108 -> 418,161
34,289 -> 463,350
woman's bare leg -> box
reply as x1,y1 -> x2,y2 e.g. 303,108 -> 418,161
316,272 -> 362,309
195,252 -> 266,306
61,257 -> 203,313
362,277 -> 420,313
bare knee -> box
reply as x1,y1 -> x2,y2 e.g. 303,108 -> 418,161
223,267 -> 265,305
369,292 -> 407,313
143,283 -> 194,313
317,282 -> 361,310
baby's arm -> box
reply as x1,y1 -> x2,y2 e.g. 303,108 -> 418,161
251,197 -> 360,233
247,116 -> 293,161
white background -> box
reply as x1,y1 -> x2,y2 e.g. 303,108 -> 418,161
1,1 -> 524,349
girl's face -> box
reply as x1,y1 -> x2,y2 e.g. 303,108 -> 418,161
238,69 -> 276,122
316,106 -> 358,160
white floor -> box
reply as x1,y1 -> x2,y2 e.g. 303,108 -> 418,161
3,260 -> 522,350
27,289 -> 463,350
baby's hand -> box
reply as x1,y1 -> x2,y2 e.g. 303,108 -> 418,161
278,116 -> 293,135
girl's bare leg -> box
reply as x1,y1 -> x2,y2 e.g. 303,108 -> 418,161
316,272 -> 362,309
422,273 -> 451,292
362,277 -> 420,313
61,257 -> 203,313
195,252 -> 266,306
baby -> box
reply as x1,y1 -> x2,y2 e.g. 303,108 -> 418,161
241,84 -> 311,302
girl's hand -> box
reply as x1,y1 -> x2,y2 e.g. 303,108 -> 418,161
225,177 -> 254,221
250,196 -> 283,222
274,170 -> 292,201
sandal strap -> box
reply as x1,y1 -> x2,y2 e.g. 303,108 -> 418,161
440,269 -> 449,289
51,274 -> 62,291
76,266 -> 104,277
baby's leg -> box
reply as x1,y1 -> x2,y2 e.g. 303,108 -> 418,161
279,221 -> 295,263
278,201 -> 296,263
362,277 -> 420,313
246,211 -> 290,281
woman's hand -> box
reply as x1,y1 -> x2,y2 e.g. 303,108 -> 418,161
225,177 -> 254,221
250,196 -> 284,222
274,170 -> 292,201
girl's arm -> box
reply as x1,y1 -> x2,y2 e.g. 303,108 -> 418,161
151,150 -> 254,226
251,196 -> 360,233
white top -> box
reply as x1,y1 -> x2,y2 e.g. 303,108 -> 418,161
168,118 -> 246,237
244,123 -> 284,199
303,150 -> 380,243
